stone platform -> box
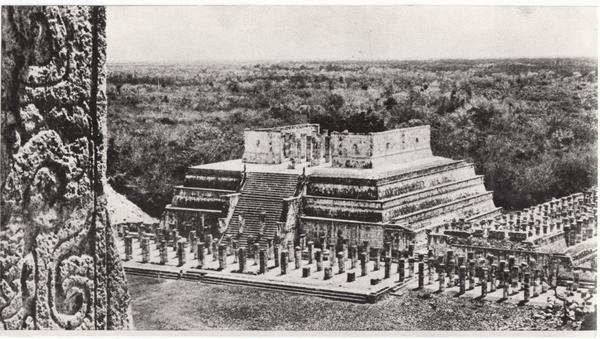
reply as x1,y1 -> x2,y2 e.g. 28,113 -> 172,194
118,236 -> 411,303
118,234 -> 596,313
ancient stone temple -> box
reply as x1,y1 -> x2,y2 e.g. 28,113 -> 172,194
1,6 -> 130,329
164,123 -> 500,255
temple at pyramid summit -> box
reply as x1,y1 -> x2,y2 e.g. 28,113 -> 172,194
162,123 -> 501,253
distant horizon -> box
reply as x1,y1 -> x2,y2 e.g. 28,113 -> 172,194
107,6 -> 597,63
107,55 -> 597,65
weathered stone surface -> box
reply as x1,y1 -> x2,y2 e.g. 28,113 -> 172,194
1,6 -> 130,330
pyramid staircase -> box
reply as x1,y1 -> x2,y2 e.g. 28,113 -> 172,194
225,172 -> 300,247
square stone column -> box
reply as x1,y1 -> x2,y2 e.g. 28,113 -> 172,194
1,6 -> 130,329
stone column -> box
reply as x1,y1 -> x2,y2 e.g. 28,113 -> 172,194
281,250 -> 289,275
511,266 -> 519,294
481,267 -> 488,297
350,245 -> 357,269
274,244 -> 280,267
197,242 -> 205,268
226,235 -> 233,256
373,248 -> 381,271
408,257 -> 415,278
446,250 -> 454,265
338,252 -> 345,274
398,259 -> 405,283
324,267 -> 332,280
362,240 -> 370,259
206,234 -> 213,255
503,269 -> 510,299
532,268 -> 539,297
155,228 -> 162,250
508,255 -> 515,272
287,242 -> 294,263
138,227 -> 144,245
428,258 -> 435,285
523,272 -> 530,302
490,264 -> 497,292
294,246 -> 301,269
315,249 -> 323,271
160,240 -> 168,265
360,252 -> 368,277
259,249 -> 267,274
125,236 -> 133,261
329,243 -> 337,267
438,263 -> 446,292
458,255 -> 465,268
418,261 -> 425,289
232,240 -> 238,263
383,257 -> 391,279
518,263 -> 525,284
467,251 -> 474,261
266,239 -> 273,260
141,237 -> 150,263
459,265 -> 466,294
498,260 -> 506,282
218,244 -> 227,270
189,230 -> 197,256
468,260 -> 475,290
319,236 -> 327,250
573,270 -> 580,291
307,241 -> 314,264
486,253 -> 494,267
447,258 -> 455,287
238,247 -> 246,273
171,230 -> 179,251
299,233 -> 306,250
253,243 -> 260,266
177,240 -> 186,266
541,267 -> 548,294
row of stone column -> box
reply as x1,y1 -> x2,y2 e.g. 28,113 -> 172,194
422,250 -> 573,302
433,190 -> 598,244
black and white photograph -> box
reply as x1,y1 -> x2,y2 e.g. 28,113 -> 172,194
0,2 -> 597,333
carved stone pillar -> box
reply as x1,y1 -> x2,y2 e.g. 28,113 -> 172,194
1,6 -> 130,329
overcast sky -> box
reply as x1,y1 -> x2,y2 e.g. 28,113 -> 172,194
106,6 -> 597,62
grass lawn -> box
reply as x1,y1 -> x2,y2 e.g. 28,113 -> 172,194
127,274 -> 569,331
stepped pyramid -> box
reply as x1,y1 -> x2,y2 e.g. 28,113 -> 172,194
163,123 -> 499,253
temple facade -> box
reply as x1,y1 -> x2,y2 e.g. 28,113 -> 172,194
162,123 -> 501,255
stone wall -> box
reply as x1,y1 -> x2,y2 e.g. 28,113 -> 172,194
164,207 -> 221,239
370,125 -> 432,167
330,131 -> 373,168
330,125 -> 433,169
242,130 -> 283,164
242,124 -> 322,164
300,217 -> 385,248
0,6 -> 130,329
184,168 -> 242,190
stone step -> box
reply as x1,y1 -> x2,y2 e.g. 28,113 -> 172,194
184,271 -> 371,303
226,172 -> 300,247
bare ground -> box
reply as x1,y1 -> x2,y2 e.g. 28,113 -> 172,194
126,274 -> 585,331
